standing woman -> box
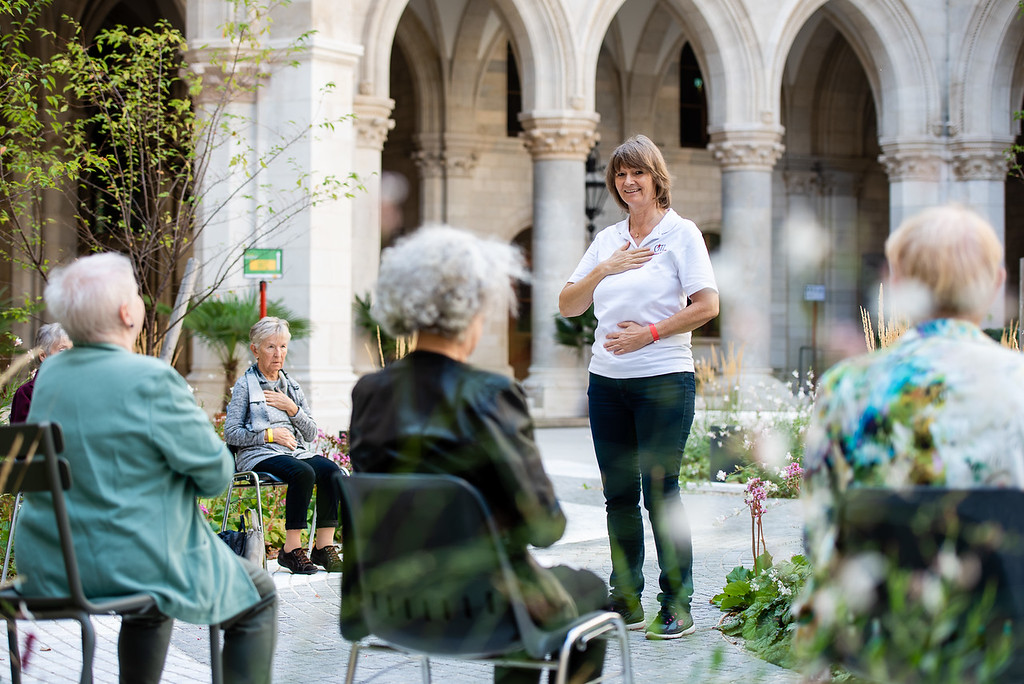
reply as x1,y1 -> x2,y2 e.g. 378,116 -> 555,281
224,317 -> 343,574
559,134 -> 719,639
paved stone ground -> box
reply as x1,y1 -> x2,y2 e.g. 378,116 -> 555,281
0,427 -> 804,683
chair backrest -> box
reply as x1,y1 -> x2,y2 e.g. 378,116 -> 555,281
0,422 -> 85,603
837,486 -> 1024,620
338,472 -> 541,658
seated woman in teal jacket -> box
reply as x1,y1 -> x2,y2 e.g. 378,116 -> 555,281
20,252 -> 276,684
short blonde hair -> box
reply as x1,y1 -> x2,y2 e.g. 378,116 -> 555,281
604,134 -> 672,212
249,317 -> 290,349
885,203 -> 1004,319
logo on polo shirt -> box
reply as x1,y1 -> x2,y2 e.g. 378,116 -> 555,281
652,243 -> 667,254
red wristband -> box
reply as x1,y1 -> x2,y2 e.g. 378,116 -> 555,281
649,324 -> 660,343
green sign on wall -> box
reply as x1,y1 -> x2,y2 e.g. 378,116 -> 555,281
243,248 -> 283,279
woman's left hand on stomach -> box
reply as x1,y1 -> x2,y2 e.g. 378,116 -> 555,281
604,321 -> 653,355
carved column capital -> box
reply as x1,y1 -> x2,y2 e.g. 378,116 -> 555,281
877,142 -> 945,182
353,96 -> 396,151
518,112 -> 600,161
707,127 -> 785,171
949,140 -> 1013,181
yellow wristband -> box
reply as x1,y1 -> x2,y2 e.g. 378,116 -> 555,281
266,428 -> 274,444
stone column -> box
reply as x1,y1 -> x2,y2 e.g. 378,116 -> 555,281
411,133 -> 444,225
351,92 -> 395,373
184,48 -> 262,409
950,139 -> 1013,326
252,38 -> 364,434
878,141 -> 945,229
519,112 -> 600,420
708,128 -> 784,386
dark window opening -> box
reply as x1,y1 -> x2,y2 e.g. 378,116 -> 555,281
507,43 -> 523,137
679,43 -> 709,148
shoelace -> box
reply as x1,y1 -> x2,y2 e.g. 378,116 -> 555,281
291,548 -> 314,567
321,545 -> 341,565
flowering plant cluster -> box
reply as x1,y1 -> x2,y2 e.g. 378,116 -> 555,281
315,429 -> 352,471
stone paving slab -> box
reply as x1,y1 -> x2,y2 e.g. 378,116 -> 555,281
0,427 -> 804,683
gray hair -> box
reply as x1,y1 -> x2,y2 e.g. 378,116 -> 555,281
44,253 -> 138,343
249,316 -> 291,348
372,224 -> 528,338
34,322 -> 70,361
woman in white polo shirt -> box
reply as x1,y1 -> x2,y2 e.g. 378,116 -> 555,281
559,134 -> 719,640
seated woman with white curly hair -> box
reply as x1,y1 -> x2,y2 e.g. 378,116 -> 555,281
224,316 -> 343,574
19,252 -> 276,684
348,224 -> 610,684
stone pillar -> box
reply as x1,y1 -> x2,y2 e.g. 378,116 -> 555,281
708,128 -> 784,385
950,139 -> 1013,326
519,112 -> 600,419
351,93 -> 395,373
412,133 -> 444,225
878,141 -> 945,229
184,47 -> 262,409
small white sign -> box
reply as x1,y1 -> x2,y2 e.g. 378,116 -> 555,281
804,284 -> 826,302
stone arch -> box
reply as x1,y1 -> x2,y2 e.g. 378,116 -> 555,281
359,0 -> 408,98
770,0 -> 940,141
581,0 -> 765,131
393,12 -> 444,135
954,0 -> 1024,140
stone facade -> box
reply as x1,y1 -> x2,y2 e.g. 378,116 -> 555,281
3,0 -> 1023,431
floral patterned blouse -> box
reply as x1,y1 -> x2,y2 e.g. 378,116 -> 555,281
802,318 -> 1024,563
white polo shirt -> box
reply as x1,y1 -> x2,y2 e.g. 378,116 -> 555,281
567,209 -> 718,379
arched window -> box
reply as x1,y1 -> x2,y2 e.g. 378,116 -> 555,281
679,43 -> 708,148
507,43 -> 523,137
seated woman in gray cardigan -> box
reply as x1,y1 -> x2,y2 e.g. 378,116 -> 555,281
224,317 -> 342,574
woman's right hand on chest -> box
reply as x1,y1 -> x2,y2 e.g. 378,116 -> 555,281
602,242 -> 653,276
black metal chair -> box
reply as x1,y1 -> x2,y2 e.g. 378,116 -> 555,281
337,472 -> 632,684
0,422 -> 223,684
835,486 -> 1024,681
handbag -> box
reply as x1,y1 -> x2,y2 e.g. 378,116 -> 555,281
218,508 -> 266,568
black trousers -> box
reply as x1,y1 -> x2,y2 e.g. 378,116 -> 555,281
257,454 -> 341,530
117,557 -> 277,684
495,566 -> 609,684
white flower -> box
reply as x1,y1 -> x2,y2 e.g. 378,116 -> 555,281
14,337 -> 22,347
716,470 -> 727,481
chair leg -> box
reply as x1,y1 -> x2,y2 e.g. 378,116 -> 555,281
2,493 -> 21,584
1,493 -> 21,585
344,641 -> 362,684
209,625 -> 223,684
307,502 -> 317,554
419,654 -> 431,684
220,480 -> 237,533
6,619 -> 21,684
76,613 -> 95,684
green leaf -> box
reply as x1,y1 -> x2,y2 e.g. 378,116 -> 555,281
725,565 -> 754,583
754,551 -> 774,575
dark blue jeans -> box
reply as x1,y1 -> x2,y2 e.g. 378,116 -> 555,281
588,372 -> 695,611
257,454 -> 341,530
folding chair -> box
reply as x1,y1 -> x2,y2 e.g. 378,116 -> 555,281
338,472 -> 632,684
0,422 -> 223,684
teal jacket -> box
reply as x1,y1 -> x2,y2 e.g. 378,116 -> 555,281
19,343 -> 261,624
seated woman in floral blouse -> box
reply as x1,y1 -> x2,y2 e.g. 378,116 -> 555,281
803,203 -> 1024,560
798,202 -> 1024,680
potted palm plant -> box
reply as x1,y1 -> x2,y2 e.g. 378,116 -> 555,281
183,291 -> 311,411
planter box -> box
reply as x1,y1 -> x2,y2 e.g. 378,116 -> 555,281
708,425 -> 747,481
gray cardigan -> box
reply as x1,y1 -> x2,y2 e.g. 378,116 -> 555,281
224,364 -> 318,472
